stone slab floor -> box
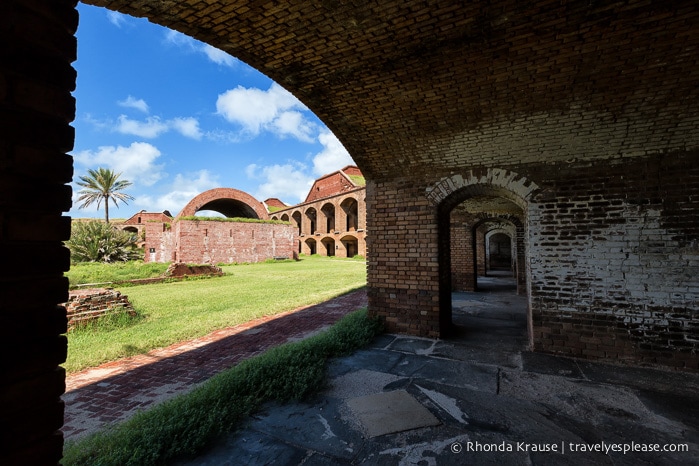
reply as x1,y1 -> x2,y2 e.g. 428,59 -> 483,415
177,274 -> 699,465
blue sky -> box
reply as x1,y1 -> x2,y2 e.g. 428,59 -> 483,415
69,3 -> 355,219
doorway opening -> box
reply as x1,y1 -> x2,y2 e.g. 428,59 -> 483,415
437,185 -> 530,351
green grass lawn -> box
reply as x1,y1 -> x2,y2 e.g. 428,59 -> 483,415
64,256 -> 367,373
66,261 -> 169,287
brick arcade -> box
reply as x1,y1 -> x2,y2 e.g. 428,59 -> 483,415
137,166 -> 366,265
2,1 -> 698,463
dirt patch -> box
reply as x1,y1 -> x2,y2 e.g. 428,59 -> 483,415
165,263 -> 224,277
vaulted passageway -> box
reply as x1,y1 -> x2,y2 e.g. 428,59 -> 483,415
437,179 -> 531,343
3,1 -> 699,462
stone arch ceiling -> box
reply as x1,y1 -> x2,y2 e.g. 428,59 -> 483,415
82,1 -> 699,179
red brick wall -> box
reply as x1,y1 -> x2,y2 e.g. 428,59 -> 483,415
148,220 -> 295,264
450,218 -> 475,292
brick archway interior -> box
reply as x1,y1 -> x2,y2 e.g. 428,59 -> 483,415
4,1 -> 699,462
438,182 -> 530,336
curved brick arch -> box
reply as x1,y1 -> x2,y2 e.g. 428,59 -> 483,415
176,188 -> 268,220
428,168 -> 540,211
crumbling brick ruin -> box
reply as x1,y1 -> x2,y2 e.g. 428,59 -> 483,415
3,1 -> 698,462
63,289 -> 136,330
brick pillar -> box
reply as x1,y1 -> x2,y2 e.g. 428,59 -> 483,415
449,220 -> 474,291
0,0 -> 77,463
367,179 -> 442,337
515,222 -> 527,295
475,224 -> 487,278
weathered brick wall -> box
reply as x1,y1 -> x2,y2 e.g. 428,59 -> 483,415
0,1 -> 76,463
370,154 -> 699,371
305,171 -> 357,203
450,220 -> 473,292
172,220 -> 295,264
144,221 -> 176,263
527,152 -> 699,370
64,289 -> 135,330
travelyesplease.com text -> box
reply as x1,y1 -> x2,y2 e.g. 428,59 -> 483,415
452,440 -> 689,455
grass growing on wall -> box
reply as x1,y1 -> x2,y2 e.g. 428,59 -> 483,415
64,256 -> 367,373
62,309 -> 382,466
177,215 -> 290,224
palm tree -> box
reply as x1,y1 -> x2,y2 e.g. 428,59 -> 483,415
76,168 -> 134,223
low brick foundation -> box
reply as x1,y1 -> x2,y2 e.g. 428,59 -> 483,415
64,288 -> 136,330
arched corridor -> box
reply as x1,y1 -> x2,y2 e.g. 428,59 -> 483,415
4,2 -> 699,461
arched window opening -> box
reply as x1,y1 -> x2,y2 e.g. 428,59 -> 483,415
306,208 -> 317,235
305,238 -> 317,255
292,211 -> 302,235
487,232 -> 513,272
321,237 -> 335,257
340,235 -> 358,258
341,198 -> 358,232
321,203 -> 335,234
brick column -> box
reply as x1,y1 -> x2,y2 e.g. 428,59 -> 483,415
515,222 -> 527,295
475,224 -> 487,278
449,220 -> 474,292
366,178 -> 442,337
0,1 -> 77,463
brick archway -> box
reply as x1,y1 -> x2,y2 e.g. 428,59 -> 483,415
5,2 -> 699,462
176,188 -> 268,220
437,173 -> 535,337
427,168 -> 540,209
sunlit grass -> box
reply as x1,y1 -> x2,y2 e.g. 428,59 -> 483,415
64,256 -> 367,373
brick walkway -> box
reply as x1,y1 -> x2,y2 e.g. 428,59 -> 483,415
61,289 -> 368,440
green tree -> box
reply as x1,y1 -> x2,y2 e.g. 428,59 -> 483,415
76,168 -> 134,223
67,221 -> 141,263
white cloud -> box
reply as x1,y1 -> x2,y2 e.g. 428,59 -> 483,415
202,44 -> 236,67
115,115 -> 202,139
216,83 -> 316,141
116,115 -> 169,138
73,142 -> 164,186
272,111 -> 315,142
312,130 -> 354,175
118,96 -> 149,113
134,170 -> 220,214
247,162 -> 314,203
106,11 -> 128,28
164,29 -> 196,50
170,117 -> 203,140
164,30 -> 236,67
